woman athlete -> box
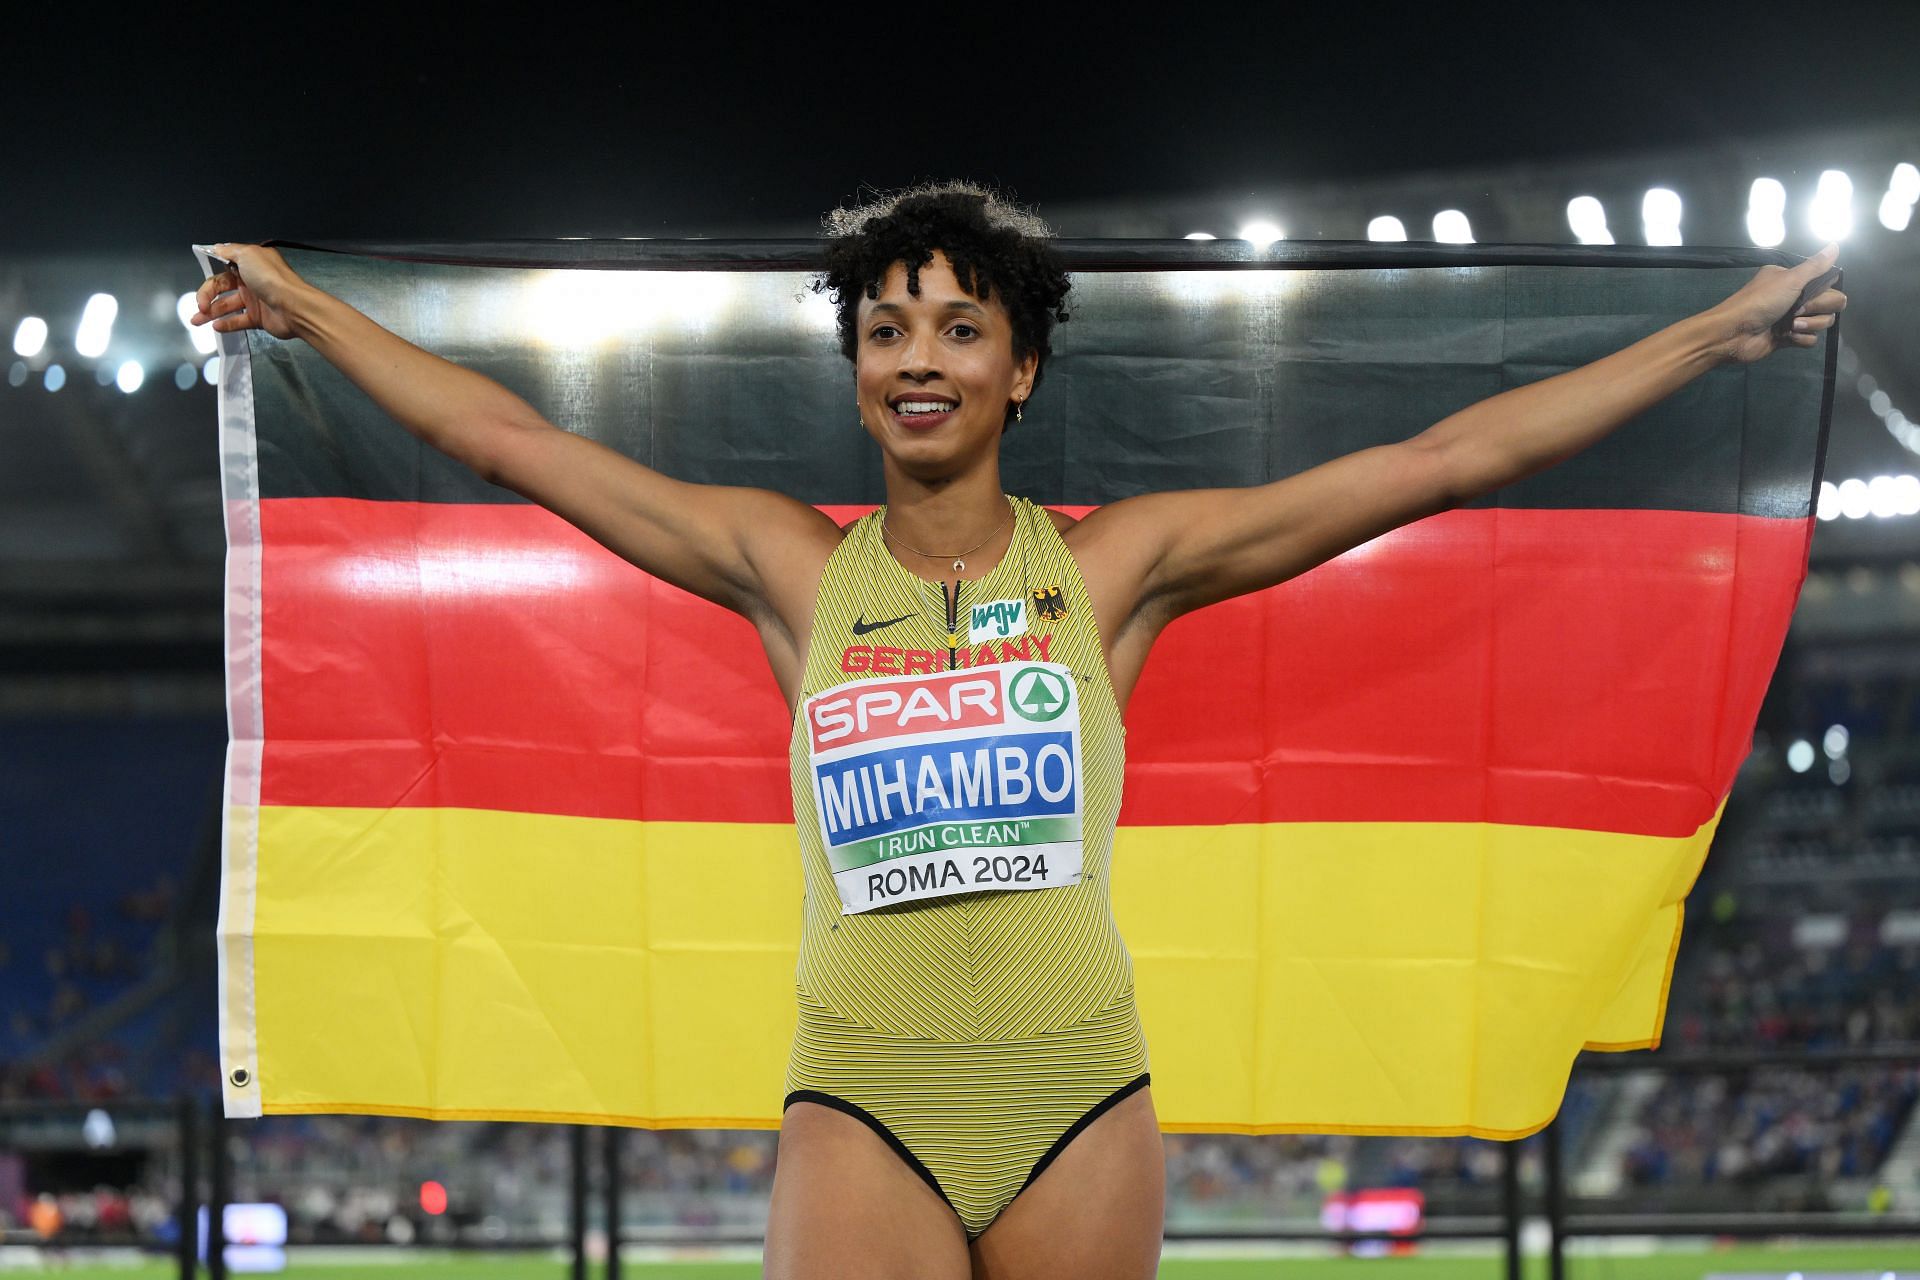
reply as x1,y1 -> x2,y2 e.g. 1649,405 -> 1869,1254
195,181 -> 1843,1280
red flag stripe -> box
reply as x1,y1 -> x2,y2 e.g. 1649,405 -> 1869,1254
253,498 -> 1807,836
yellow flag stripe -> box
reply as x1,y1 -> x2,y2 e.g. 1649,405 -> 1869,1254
241,796 -> 1717,1139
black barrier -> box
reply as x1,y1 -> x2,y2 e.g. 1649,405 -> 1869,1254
206,1097 -> 226,1280
604,1125 -> 623,1280
1502,1138 -> 1522,1280
176,1095 -> 196,1280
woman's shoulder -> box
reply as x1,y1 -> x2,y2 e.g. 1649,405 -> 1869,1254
1036,503 -> 1079,534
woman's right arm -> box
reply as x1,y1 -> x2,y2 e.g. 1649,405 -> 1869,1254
198,246 -> 835,623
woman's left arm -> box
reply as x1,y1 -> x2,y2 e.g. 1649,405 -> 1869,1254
1427,242 -> 1845,505
1082,244 -> 1847,632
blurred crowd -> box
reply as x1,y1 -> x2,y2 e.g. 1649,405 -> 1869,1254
4,874 -> 175,1056
1621,1064 -> 1917,1186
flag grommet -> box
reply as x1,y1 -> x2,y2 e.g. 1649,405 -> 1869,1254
229,1067 -> 252,1088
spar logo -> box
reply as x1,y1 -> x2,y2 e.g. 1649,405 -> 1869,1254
807,669 -> 1001,753
1008,666 -> 1071,722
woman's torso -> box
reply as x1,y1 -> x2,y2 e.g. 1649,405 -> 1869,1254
784,494 -> 1135,1039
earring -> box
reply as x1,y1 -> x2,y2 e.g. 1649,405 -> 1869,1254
1015,400 -> 1024,422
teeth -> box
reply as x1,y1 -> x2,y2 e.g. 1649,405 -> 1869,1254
895,400 -> 955,415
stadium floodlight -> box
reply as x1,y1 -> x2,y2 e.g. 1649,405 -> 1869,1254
178,291 -> 218,355
1879,190 -> 1914,232
1747,178 -> 1787,247
1236,220 -> 1284,249
1809,169 -> 1854,243
12,316 -> 47,358
1431,210 -> 1473,243
1836,477 -> 1872,519
1879,162 -> 1916,232
1891,162 -> 1920,203
1641,188 -> 1683,246
75,293 -> 117,359
1567,196 -> 1612,245
1365,216 -> 1407,242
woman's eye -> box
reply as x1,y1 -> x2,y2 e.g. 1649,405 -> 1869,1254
951,323 -> 977,339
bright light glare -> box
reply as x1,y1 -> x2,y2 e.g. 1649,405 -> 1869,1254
75,293 -> 118,359
1786,740 -> 1814,773
1237,221 -> 1284,249
1366,216 -> 1407,241
1567,197 -> 1612,245
1809,169 -> 1854,243
12,316 -> 47,357
1184,231 -> 1216,240
115,360 -> 144,393
526,269 -> 735,349
1642,188 -> 1683,245
1156,270 -> 1293,307
44,364 -> 65,392
794,284 -> 837,336
334,547 -> 597,599
1431,210 -> 1473,243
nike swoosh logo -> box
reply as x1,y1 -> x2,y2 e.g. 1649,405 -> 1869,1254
851,611 -> 915,636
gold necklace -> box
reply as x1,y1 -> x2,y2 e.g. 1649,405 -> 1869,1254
881,497 -> 1012,573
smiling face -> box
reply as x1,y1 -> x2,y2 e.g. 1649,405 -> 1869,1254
855,249 -> 1038,480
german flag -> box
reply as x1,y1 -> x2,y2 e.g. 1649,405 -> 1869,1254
208,240 -> 1833,1139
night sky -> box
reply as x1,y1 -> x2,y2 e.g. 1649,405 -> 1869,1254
6,1 -> 1919,249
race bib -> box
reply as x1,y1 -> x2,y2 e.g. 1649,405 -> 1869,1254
803,661 -> 1085,914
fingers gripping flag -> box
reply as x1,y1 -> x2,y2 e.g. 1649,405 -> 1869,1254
207,240 -> 1833,1138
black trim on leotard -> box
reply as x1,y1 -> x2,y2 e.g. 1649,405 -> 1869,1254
783,1089 -> 959,1215
1015,1072 -> 1152,1196
783,1071 -> 1153,1232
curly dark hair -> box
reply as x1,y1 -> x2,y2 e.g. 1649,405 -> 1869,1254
807,180 -> 1073,431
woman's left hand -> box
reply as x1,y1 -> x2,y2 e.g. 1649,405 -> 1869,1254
1708,242 -> 1848,366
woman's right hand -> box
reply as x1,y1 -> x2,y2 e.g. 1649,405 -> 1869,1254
191,243 -> 309,341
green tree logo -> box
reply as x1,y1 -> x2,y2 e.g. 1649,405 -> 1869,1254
1008,667 -> 1071,722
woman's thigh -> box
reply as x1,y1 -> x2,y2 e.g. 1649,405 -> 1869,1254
968,1086 -> 1165,1280
763,1099 -> 971,1280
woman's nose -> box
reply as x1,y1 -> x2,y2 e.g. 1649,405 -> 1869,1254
899,329 -> 940,372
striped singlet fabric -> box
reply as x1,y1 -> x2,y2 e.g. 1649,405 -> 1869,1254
783,493 -> 1151,1242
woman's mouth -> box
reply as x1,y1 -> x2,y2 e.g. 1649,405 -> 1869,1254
891,399 -> 957,430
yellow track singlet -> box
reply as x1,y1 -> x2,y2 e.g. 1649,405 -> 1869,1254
783,493 -> 1151,1241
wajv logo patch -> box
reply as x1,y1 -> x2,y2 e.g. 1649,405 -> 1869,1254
969,597 -> 1028,644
